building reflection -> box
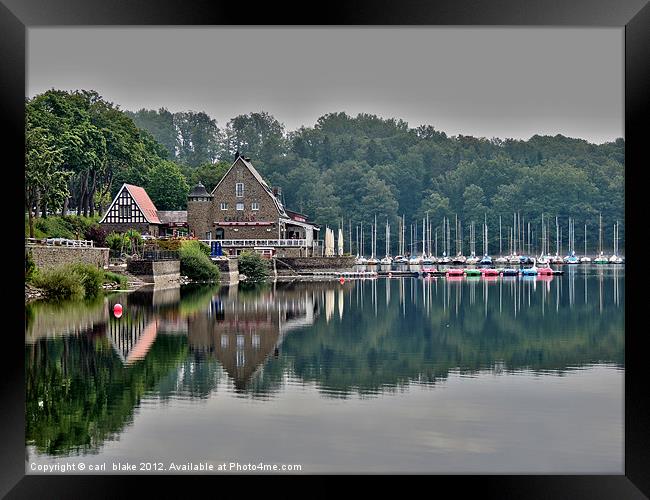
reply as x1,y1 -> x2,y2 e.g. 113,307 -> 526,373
186,283 -> 320,390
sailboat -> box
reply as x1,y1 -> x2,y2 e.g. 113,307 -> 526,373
380,218 -> 393,265
452,215 -> 467,264
393,215 -> 408,264
479,216 -> 492,265
537,213 -> 550,265
550,216 -> 564,264
422,215 -> 435,264
594,213 -> 608,264
438,217 -> 451,264
507,222 -> 520,264
564,218 -> 579,264
408,220 -> 422,265
356,222 -> 367,265
495,215 -> 508,264
609,220 -> 624,263
466,221 -> 480,265
580,222 -> 591,263
367,215 -> 380,265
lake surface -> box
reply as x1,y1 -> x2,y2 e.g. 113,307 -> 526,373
25,265 -> 624,474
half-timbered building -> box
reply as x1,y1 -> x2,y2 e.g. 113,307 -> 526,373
187,156 -> 320,257
99,183 -> 188,237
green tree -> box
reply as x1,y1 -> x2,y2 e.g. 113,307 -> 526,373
146,160 -> 190,210
25,127 -> 69,237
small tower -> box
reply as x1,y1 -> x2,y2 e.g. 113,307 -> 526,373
187,181 -> 214,239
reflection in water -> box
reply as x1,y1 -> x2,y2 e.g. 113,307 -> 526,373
25,267 -> 624,464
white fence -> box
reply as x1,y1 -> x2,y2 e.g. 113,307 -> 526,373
26,237 -> 94,248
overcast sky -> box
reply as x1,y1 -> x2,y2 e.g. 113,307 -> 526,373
27,27 -> 623,144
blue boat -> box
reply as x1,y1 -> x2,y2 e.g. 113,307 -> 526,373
564,251 -> 579,264
501,268 -> 519,276
479,254 -> 492,266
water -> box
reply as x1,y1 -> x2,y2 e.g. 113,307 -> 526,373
25,265 -> 624,473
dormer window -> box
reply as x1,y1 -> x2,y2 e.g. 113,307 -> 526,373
235,183 -> 244,197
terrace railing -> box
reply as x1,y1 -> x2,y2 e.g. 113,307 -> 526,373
141,249 -> 180,261
200,239 -> 308,248
26,237 -> 94,247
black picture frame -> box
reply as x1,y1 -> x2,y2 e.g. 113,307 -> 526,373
3,0 -> 648,496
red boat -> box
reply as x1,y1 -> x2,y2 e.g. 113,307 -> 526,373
481,268 -> 499,277
446,268 -> 465,277
537,266 -> 554,275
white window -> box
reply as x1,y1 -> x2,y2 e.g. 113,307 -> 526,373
220,202 -> 228,210
236,202 -> 244,211
251,202 -> 259,211
235,183 -> 244,197
119,205 -> 131,218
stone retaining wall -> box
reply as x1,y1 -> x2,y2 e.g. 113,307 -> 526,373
127,259 -> 180,286
213,258 -> 239,284
27,245 -> 110,271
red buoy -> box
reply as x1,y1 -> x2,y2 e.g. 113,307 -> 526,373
113,303 -> 123,318
339,277 -> 345,284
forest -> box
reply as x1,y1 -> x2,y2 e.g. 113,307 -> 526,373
26,89 -> 624,253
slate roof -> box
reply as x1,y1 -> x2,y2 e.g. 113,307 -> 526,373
157,210 -> 188,224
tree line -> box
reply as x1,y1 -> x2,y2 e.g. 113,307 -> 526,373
26,89 -> 624,253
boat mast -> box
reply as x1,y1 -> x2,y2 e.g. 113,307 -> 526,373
499,215 -> 502,256
422,218 -> 426,256
349,220 -> 352,255
599,213 -> 603,255
584,222 -> 587,256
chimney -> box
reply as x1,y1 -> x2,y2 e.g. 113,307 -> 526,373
272,186 -> 281,197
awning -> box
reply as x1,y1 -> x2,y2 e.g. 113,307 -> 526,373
280,218 -> 320,231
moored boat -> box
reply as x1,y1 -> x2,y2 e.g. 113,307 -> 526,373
501,268 -> 519,276
479,254 -> 492,266
446,268 -> 465,277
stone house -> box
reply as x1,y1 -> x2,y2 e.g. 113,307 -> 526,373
188,156 -> 320,257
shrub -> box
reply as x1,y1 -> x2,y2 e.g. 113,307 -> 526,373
32,267 -> 84,301
34,217 -> 75,239
84,224 -> 107,247
180,239 -> 210,257
154,238 -> 182,251
238,251 -> 270,282
68,263 -> 104,297
63,215 -> 98,238
32,263 -> 107,300
103,270 -> 128,287
125,229 -> 144,255
106,232 -> 130,254
179,244 -> 220,282
25,250 -> 37,282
